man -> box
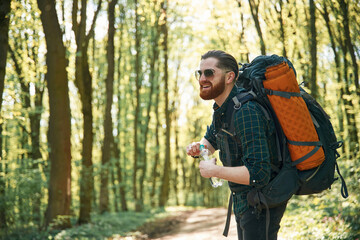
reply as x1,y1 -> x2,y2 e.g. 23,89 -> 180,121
186,50 -> 287,240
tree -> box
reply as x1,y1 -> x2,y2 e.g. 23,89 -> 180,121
133,0 -> 142,211
274,0 -> 287,58
36,0 -> 72,229
100,0 -> 118,213
138,0 -> 161,211
113,3 -> 128,212
317,0 -> 345,147
329,0 -> 359,155
248,0 -> 266,55
72,0 -> 102,223
8,42 -> 45,225
308,0 -> 318,99
159,0 -> 171,207
0,0 -> 11,230
235,0 -> 250,62
338,0 -> 359,102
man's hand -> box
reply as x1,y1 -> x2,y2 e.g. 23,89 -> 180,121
186,142 -> 203,157
199,158 -> 217,178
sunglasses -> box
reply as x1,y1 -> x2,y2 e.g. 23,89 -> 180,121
195,69 -> 232,81
195,69 -> 215,81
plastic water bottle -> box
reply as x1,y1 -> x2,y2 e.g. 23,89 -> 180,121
199,144 -> 223,188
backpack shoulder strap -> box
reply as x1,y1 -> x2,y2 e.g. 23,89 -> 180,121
219,91 -> 255,167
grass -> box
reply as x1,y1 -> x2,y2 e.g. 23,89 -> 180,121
1,207 -> 193,240
3,210 -> 162,240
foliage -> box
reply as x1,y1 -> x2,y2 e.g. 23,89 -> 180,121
2,210 -> 166,240
279,155 -> 360,240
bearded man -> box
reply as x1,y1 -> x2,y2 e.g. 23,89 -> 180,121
186,50 -> 287,240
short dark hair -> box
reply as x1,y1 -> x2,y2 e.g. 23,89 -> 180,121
201,50 -> 239,81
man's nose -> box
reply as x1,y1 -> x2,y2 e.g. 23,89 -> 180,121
199,73 -> 207,82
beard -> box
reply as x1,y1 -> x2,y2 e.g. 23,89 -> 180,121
200,75 -> 226,100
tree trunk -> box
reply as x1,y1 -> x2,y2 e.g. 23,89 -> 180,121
72,0 -> 102,224
330,0 -> 359,155
248,0 -> 266,55
340,42 -> 358,156
309,0 -> 318,99
99,0 -> 117,214
150,80 -> 161,207
112,132 -> 128,211
172,62 -> 181,206
235,0 -> 250,63
318,0 -> 345,150
0,0 -> 10,230
114,4 -> 128,212
139,3 -> 161,209
30,87 -> 44,225
275,0 -> 287,58
133,0 -> 142,212
37,0 -> 72,229
338,0 -> 359,100
159,0 -> 171,207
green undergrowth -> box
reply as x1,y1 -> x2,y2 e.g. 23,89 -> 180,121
278,189 -> 360,239
2,207 -> 191,240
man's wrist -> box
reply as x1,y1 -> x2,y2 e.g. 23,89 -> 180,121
212,165 -> 222,179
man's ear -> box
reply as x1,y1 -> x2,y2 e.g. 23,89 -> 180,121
226,71 -> 235,84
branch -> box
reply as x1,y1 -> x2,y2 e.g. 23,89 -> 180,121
85,0 -> 103,44
72,0 -> 79,39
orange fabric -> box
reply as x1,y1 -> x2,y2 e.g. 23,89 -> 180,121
263,62 -> 325,170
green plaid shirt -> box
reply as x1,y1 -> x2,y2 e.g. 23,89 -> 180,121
204,86 -> 278,216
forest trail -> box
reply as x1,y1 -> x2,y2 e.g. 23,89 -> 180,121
152,208 -> 238,240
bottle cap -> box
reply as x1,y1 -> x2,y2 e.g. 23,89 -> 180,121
199,144 -> 205,151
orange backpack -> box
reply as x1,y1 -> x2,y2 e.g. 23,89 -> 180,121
263,61 -> 325,170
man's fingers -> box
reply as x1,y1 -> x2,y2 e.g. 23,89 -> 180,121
186,142 -> 200,156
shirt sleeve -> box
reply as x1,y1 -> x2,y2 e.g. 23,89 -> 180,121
233,102 -> 271,188
204,121 -> 218,151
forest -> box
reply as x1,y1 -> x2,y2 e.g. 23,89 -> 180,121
0,0 -> 359,239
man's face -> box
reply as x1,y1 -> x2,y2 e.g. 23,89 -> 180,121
198,57 -> 226,100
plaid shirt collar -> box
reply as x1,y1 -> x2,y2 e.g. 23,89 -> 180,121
211,86 -> 241,133
212,85 -> 239,112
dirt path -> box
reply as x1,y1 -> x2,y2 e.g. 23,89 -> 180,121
152,208 -> 238,240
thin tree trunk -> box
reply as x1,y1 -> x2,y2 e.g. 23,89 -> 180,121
139,4 -> 161,209
235,0 -> 250,63
159,0 -> 171,207
72,0 -> 102,224
340,42 -> 358,156
275,0 -> 287,58
30,86 -> 44,225
0,2 -> 10,228
318,1 -> 345,150
150,81 -> 161,207
248,0 -> 266,55
100,0 -> 117,213
309,0 -> 318,99
114,4 -> 128,212
112,132 -> 128,211
133,0 -> 141,212
171,61 -> 181,205
37,0 -> 72,229
338,0 -> 359,100
330,0 -> 359,155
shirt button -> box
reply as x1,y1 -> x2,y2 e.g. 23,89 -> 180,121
253,180 -> 256,183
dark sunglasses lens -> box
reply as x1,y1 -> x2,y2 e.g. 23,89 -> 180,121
195,69 -> 214,80
204,69 -> 214,77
